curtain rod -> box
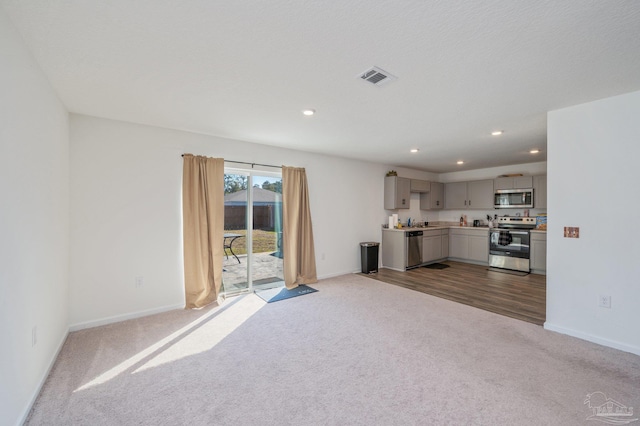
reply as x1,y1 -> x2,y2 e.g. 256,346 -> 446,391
181,155 -> 281,169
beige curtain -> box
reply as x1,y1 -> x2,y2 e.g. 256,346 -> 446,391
182,154 -> 224,308
282,166 -> 318,289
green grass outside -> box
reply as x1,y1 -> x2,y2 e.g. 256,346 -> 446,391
224,229 -> 279,255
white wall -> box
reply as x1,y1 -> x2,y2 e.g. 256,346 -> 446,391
0,8 -> 70,426
69,114 -> 405,327
546,90 -> 640,355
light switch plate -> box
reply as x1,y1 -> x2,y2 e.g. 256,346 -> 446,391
564,227 -> 579,238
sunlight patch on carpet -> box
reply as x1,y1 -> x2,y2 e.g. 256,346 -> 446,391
75,295 -> 264,392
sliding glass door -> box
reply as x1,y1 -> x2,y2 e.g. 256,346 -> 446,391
222,170 -> 283,295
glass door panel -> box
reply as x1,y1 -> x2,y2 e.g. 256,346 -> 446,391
222,170 -> 283,295
222,172 -> 249,294
251,175 -> 284,291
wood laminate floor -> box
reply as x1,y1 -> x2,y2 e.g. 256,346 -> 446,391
362,261 -> 546,325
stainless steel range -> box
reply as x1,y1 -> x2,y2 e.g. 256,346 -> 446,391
489,216 -> 536,272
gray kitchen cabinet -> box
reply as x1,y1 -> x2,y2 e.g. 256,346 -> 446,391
494,176 -> 533,190
441,229 -> 449,258
444,181 -> 468,209
449,231 -> 468,259
467,180 -> 494,209
445,180 -> 494,209
384,176 -> 411,209
381,229 -> 406,271
530,232 -> 547,274
419,181 -> 444,210
533,175 -> 547,209
410,179 -> 430,193
449,228 -> 489,264
422,231 -> 442,263
468,234 -> 489,262
422,229 -> 449,263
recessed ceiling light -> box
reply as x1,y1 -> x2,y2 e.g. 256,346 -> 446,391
530,149 -> 540,154
410,148 -> 419,153
302,109 -> 315,116
457,160 -> 464,165
491,130 -> 503,136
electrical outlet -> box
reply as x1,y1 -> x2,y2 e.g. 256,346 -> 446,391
32,326 -> 37,347
135,276 -> 144,288
598,294 -> 611,309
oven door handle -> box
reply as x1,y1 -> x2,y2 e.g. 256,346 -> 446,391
499,230 -> 529,235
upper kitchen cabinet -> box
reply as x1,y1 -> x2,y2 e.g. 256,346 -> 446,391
445,180 -> 494,209
420,181 -> 444,210
444,181 -> 467,209
494,176 -> 533,190
384,176 -> 411,209
533,175 -> 547,209
410,179 -> 430,193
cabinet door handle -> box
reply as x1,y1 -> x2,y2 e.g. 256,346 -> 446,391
469,200 -> 471,206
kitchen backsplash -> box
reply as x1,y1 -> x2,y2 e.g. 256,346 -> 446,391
384,193 -> 547,227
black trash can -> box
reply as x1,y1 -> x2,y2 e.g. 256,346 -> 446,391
360,242 -> 380,274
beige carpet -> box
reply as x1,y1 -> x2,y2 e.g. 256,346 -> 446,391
27,274 -> 640,425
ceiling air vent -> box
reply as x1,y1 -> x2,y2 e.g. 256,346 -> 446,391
359,66 -> 397,86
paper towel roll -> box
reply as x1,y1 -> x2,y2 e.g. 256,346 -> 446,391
389,216 -> 394,228
392,214 -> 398,227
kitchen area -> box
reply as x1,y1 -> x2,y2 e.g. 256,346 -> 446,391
371,171 -> 548,325
380,172 -> 547,274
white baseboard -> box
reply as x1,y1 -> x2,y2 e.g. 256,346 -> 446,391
317,270 -> 358,280
544,322 -> 640,356
68,303 -> 184,332
17,329 -> 68,426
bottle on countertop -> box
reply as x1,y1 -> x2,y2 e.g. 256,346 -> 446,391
460,216 -> 464,226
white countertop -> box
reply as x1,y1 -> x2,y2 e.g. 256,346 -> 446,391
383,225 -> 489,232
383,226 -> 546,233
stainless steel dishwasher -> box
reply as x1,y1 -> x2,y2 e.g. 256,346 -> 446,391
405,230 -> 423,269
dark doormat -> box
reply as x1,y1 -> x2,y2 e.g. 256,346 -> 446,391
423,263 -> 450,269
255,285 -> 318,303
488,267 -> 529,276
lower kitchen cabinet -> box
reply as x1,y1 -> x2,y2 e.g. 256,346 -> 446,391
381,229 -> 406,271
422,229 -> 445,263
422,228 -> 450,263
468,234 -> 489,262
441,229 -> 449,258
449,228 -> 489,264
530,232 -> 547,274
449,233 -> 468,259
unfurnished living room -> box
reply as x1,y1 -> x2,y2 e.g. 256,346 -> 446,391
2,2 -> 640,425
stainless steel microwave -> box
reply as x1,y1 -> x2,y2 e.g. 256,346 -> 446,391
494,188 -> 534,208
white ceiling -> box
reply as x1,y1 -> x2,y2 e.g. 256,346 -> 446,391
3,1 -> 640,172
